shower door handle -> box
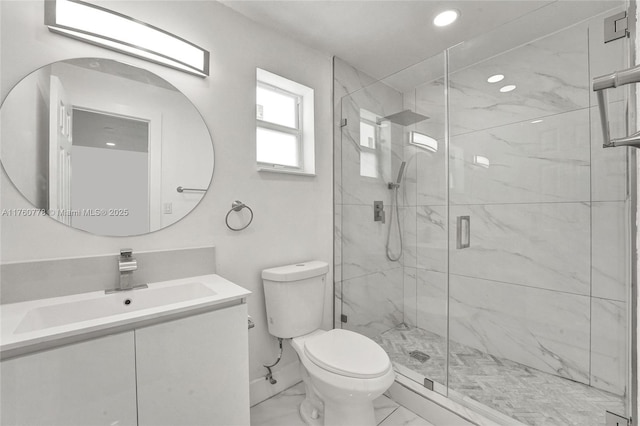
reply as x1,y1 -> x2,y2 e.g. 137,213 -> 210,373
456,216 -> 470,249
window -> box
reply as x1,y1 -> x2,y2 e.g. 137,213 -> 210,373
256,68 -> 315,175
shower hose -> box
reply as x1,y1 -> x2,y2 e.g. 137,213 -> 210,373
385,185 -> 403,262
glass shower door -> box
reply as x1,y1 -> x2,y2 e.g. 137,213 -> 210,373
337,52 -> 450,395
446,8 -> 630,425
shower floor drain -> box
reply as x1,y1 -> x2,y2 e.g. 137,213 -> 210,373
409,350 -> 430,363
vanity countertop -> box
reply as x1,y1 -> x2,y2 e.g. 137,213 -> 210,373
0,274 -> 250,360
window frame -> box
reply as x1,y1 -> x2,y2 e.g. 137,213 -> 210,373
256,81 -> 304,170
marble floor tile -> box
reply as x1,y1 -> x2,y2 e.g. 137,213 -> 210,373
375,325 -> 626,426
250,381 -> 428,426
378,406 -> 436,426
250,382 -> 306,426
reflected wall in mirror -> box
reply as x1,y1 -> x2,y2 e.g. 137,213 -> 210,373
1,58 -> 214,236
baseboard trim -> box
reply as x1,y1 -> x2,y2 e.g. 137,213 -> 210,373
250,360 -> 302,407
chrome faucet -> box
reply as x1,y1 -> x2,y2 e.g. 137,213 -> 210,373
106,249 -> 148,293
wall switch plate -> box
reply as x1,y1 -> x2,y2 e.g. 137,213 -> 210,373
163,203 -> 172,214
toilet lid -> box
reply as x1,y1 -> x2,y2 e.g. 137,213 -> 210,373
304,329 -> 391,379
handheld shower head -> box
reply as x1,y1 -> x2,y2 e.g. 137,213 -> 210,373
388,161 -> 407,189
396,161 -> 406,184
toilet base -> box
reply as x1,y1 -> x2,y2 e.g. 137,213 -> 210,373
299,368 -> 323,426
299,397 -> 322,426
299,367 -> 377,426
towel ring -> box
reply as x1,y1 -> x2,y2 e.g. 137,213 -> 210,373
225,200 -> 253,231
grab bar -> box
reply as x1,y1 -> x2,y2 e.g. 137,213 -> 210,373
593,64 -> 640,148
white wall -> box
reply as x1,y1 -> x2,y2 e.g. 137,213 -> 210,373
0,0 -> 333,402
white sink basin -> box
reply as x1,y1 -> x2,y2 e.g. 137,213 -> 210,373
14,282 -> 217,334
1,274 -> 251,359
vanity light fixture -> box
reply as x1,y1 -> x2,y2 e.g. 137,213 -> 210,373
433,10 -> 459,27
531,119 -> 543,124
487,74 -> 504,83
410,131 -> 438,152
106,142 -> 116,147
45,0 -> 210,77
500,84 -> 517,93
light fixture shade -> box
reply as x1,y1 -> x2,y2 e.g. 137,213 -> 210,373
410,131 -> 438,152
45,0 -> 210,77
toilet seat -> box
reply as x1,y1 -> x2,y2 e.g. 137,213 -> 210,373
304,329 -> 391,379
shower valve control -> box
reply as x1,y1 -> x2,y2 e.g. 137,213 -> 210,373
373,201 -> 385,223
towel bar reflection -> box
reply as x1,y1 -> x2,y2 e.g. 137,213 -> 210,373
593,64 -> 640,148
176,186 -> 207,193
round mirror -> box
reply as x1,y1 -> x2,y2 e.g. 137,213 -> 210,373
1,58 -> 214,236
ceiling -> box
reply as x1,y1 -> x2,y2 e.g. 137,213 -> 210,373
220,0 -> 621,80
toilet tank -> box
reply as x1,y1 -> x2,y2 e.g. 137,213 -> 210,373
262,261 -> 329,338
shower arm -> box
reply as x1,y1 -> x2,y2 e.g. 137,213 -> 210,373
593,64 -> 640,148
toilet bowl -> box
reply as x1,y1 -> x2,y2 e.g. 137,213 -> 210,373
291,329 -> 396,426
262,261 -> 396,426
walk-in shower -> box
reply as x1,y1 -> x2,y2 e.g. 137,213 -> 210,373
335,2 -> 635,425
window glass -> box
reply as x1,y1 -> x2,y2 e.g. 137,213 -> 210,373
360,122 -> 376,148
256,85 -> 297,129
256,127 -> 299,167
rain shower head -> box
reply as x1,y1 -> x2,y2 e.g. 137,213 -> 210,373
379,110 -> 429,126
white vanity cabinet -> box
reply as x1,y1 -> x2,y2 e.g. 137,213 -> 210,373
0,331 -> 138,426
1,303 -> 250,426
135,303 -> 250,426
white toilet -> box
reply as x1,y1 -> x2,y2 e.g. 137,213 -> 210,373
262,261 -> 395,426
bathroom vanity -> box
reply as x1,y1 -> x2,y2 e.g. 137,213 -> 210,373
0,274 -> 251,426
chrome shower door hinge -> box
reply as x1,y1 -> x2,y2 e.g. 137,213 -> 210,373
606,411 -> 630,426
340,314 -> 348,323
423,378 -> 434,391
340,118 -> 348,127
604,11 -> 628,43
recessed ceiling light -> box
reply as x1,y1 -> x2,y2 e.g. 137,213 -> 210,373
487,74 -> 504,83
433,10 -> 459,27
500,85 -> 516,93
106,142 -> 116,146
